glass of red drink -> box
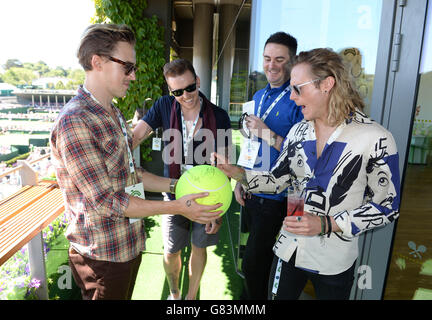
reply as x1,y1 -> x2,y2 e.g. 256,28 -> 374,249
287,186 -> 304,216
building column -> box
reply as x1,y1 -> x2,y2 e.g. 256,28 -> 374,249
217,2 -> 238,112
193,2 -> 214,98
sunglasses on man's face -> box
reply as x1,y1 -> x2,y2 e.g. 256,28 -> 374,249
108,56 -> 138,76
170,83 -> 197,97
289,78 -> 321,96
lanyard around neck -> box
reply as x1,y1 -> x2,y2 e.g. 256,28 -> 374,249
271,257 -> 283,299
83,86 -> 137,181
181,111 -> 200,158
256,86 -> 290,121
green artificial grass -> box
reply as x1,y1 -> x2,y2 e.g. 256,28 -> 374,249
131,198 -> 244,300
41,199 -> 244,300
45,233 -> 82,300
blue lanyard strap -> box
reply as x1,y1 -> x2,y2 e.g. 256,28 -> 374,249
256,86 -> 290,121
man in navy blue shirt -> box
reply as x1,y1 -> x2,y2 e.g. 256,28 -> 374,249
133,59 -> 231,300
237,32 -> 303,299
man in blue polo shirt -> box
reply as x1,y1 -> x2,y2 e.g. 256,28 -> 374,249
236,32 -> 303,300
132,59 -> 231,300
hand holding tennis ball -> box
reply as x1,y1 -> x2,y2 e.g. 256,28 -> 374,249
175,192 -> 223,224
175,165 -> 233,216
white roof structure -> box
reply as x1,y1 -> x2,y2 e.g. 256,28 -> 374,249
0,83 -> 17,90
32,77 -> 72,88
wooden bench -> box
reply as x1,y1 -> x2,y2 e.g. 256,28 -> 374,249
0,158 -> 64,300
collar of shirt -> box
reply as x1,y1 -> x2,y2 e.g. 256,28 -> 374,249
77,85 -> 118,118
264,79 -> 291,94
257,79 -> 291,117
305,109 -> 372,141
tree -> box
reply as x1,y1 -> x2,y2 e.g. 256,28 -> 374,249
68,69 -> 85,84
92,0 -> 165,120
46,66 -> 68,78
23,62 -> 35,70
34,61 -> 50,77
55,81 -> 66,90
20,61 -> 50,77
92,0 -> 166,164
3,67 -> 37,86
4,59 -> 23,70
65,81 -> 76,90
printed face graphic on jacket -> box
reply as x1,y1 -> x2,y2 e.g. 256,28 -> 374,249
366,152 -> 400,214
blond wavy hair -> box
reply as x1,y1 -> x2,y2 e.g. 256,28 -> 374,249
293,48 -> 365,126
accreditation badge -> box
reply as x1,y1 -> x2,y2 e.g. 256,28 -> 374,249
152,137 -> 162,151
237,138 -> 260,169
125,182 -> 145,224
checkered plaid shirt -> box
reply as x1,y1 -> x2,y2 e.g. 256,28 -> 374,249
50,86 -> 145,262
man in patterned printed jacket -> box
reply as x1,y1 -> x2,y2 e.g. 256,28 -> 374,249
215,48 -> 400,300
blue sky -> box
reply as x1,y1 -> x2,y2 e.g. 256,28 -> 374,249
0,0 -> 95,70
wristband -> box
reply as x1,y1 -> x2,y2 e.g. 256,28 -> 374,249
326,215 -> 332,237
319,216 -> 326,236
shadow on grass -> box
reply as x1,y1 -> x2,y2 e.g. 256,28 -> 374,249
47,259 -> 82,300
213,204 -> 244,299
210,130 -> 245,299
45,235 -> 82,300
158,200 -> 244,300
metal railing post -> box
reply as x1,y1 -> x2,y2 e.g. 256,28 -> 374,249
28,232 -> 49,300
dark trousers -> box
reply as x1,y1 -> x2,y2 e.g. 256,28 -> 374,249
241,195 -> 286,300
268,251 -> 356,300
68,247 -> 142,300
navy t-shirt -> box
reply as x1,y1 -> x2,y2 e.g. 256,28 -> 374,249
143,94 -> 232,178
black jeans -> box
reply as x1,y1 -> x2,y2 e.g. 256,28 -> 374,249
268,251 -> 356,300
241,195 -> 286,300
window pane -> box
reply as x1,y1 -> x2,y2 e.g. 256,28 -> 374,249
384,3 -> 432,300
248,0 -> 383,116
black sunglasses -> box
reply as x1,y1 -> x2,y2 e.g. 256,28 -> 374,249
108,56 -> 138,76
170,83 -> 197,97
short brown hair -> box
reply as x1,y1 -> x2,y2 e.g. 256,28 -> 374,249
163,59 -> 197,79
265,32 -> 298,60
293,48 -> 365,126
77,24 -> 136,71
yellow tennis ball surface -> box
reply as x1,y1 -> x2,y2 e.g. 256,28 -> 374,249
175,165 -> 233,216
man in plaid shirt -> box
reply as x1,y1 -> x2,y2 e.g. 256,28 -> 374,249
50,24 -> 222,300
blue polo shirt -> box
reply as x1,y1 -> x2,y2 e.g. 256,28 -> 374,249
250,80 -> 303,201
143,94 -> 231,179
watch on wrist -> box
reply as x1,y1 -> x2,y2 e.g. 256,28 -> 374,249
169,179 -> 177,194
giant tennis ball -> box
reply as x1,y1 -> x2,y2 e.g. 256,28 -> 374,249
175,165 -> 232,216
